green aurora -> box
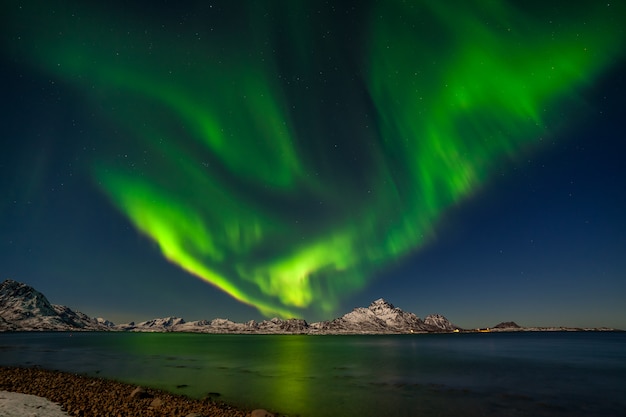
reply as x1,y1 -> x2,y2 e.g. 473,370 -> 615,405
4,0 -> 624,317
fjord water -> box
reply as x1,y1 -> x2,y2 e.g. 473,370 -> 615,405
1,332 -> 624,417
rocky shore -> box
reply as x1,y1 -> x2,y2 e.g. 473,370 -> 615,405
0,366 -> 273,417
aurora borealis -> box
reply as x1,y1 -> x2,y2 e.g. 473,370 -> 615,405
1,1 -> 625,326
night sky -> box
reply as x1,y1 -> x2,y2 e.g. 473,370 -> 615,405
1,0 -> 625,329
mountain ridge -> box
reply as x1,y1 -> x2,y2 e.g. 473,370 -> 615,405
0,279 -> 618,333
0,279 -> 111,331
0,279 -> 459,334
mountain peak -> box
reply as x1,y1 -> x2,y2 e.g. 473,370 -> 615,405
0,279 -> 109,331
369,298 -> 395,309
424,314 -> 457,331
1,279 -> 20,288
0,279 -> 58,318
1,279 -> 36,295
493,321 -> 521,329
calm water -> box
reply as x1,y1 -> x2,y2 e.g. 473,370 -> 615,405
0,332 -> 624,417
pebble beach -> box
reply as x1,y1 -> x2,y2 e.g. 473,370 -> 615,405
0,366 -> 272,417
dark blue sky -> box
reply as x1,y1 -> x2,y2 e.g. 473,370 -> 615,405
1,1 -> 625,328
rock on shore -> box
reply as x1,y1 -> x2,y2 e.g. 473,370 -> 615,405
0,366 -> 261,417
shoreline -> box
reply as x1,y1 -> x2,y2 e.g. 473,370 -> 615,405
0,366 -> 265,417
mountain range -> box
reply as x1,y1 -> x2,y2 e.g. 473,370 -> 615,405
0,279 -> 616,333
0,279 -> 459,333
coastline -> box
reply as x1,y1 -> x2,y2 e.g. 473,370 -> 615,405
0,366 -> 261,417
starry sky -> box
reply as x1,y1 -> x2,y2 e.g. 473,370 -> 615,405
1,0 -> 625,329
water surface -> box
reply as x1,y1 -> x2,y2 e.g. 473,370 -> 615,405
1,332 -> 624,416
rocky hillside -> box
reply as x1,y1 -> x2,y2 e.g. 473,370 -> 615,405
0,279 -> 111,331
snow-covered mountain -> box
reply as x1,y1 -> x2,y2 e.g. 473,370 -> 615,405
117,316 -> 186,332
424,313 -> 458,332
309,298 -> 457,334
113,299 -> 456,334
0,279 -> 112,331
1,279 -> 615,333
120,317 -> 311,334
0,279 -> 460,334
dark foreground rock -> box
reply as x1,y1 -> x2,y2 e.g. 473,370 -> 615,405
0,366 -> 268,417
